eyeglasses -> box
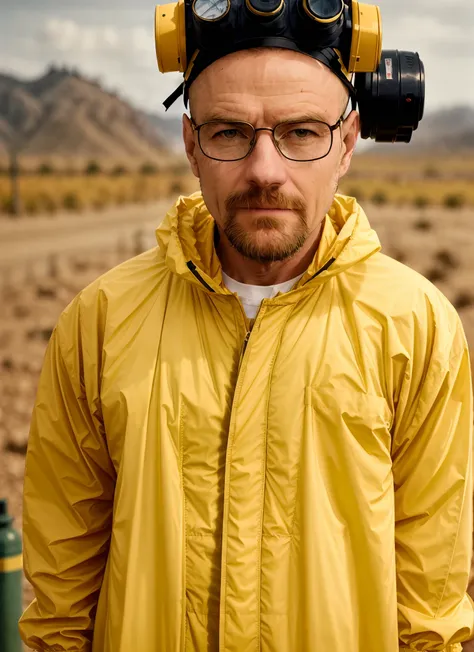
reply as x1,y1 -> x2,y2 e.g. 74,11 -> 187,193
191,117 -> 343,162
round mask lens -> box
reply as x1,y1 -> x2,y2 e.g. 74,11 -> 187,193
247,0 -> 284,15
304,0 -> 343,21
193,0 -> 230,21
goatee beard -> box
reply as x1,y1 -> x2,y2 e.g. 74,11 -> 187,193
224,186 -> 308,264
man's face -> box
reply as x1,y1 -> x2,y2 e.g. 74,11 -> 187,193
183,49 -> 359,264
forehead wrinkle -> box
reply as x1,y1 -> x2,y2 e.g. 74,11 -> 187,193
189,51 -> 347,123
199,95 -> 334,127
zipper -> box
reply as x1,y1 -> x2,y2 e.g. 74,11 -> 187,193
303,256 -> 336,285
219,299 -> 267,651
186,260 -> 216,293
238,330 -> 251,370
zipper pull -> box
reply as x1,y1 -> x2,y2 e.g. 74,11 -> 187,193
242,331 -> 250,355
238,331 -> 250,370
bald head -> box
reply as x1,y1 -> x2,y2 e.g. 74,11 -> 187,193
188,47 -> 350,124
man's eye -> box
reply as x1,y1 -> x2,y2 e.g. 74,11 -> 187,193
290,128 -> 319,138
214,128 -> 247,139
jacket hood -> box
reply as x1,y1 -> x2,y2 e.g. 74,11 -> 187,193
155,191 -> 381,294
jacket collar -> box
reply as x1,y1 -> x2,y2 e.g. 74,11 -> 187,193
155,191 -> 381,295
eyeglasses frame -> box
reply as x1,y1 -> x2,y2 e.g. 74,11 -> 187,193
190,116 -> 344,163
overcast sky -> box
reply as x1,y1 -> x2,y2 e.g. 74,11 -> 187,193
1,0 -> 473,117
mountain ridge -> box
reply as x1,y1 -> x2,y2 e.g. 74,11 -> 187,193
0,66 -> 176,167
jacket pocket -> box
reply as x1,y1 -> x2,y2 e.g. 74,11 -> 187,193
306,385 -> 394,472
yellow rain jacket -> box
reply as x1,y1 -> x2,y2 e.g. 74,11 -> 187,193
20,193 -> 474,652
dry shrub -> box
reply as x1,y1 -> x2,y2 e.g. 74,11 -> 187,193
453,292 -> 474,310
371,190 -> 388,206
38,162 -> 54,175
389,248 -> 407,264
36,285 -> 57,299
413,218 -> 433,232
443,193 -> 466,210
169,180 -> 185,196
434,249 -> 459,270
85,160 -> 101,176
27,327 -> 54,342
424,166 -> 440,179
111,165 -> 127,177
140,162 -> 158,176
426,268 -> 449,284
37,191 -> 57,214
346,186 -> 366,202
63,191 -> 83,211
24,197 -> 40,215
1,195 -> 14,215
413,195 -> 431,210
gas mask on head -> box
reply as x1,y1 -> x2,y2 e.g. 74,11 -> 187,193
155,0 -> 425,143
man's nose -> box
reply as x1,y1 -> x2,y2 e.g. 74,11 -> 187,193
242,130 -> 288,187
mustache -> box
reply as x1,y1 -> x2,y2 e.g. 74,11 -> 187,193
225,187 -> 306,213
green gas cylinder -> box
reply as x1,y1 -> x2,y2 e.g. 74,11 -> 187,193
0,498 -> 23,652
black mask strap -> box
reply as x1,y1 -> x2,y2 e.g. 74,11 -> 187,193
164,82 -> 185,111
163,41 -> 357,111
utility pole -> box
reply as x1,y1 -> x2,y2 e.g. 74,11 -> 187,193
9,146 -> 22,217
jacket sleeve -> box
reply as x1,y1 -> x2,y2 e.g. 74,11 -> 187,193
391,296 -> 474,651
19,317 -> 116,652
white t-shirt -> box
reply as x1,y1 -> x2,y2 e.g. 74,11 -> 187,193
222,271 -> 304,319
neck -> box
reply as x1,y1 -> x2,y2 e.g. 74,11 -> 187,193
217,221 -> 324,285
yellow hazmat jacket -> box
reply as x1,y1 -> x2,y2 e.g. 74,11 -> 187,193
20,193 -> 474,652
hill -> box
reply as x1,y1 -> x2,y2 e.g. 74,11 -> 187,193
0,66 -> 176,167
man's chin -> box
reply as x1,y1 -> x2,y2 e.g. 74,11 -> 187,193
229,233 -> 306,264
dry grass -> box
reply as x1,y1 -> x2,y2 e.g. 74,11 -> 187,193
339,153 -> 474,207
0,171 -> 199,215
1,153 -> 474,216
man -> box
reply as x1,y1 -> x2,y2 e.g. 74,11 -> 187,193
20,42 -> 473,652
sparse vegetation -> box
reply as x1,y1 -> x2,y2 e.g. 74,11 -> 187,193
434,249 -> 459,270
170,180 -> 185,196
453,292 -> 474,310
413,195 -> 431,210
413,217 -> 433,232
346,186 -> 365,202
0,152 -> 472,216
140,162 -> 158,175
24,197 -> 40,215
111,165 -> 127,177
443,193 -> 466,210
1,195 -> 15,215
85,160 -> 101,176
425,268 -> 449,284
371,191 -> 388,206
424,166 -> 440,179
38,162 -> 54,175
63,191 -> 82,211
0,171 -> 197,215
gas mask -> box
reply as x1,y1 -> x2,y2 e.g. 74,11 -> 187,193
155,0 -> 425,143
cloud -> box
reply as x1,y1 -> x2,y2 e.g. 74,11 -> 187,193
39,19 -> 152,58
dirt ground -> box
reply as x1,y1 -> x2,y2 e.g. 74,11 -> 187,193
2,201 -> 474,649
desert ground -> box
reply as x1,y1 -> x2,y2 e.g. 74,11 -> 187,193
2,196 -> 474,650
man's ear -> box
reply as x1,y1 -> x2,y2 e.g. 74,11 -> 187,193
338,110 -> 360,180
183,114 -> 200,178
